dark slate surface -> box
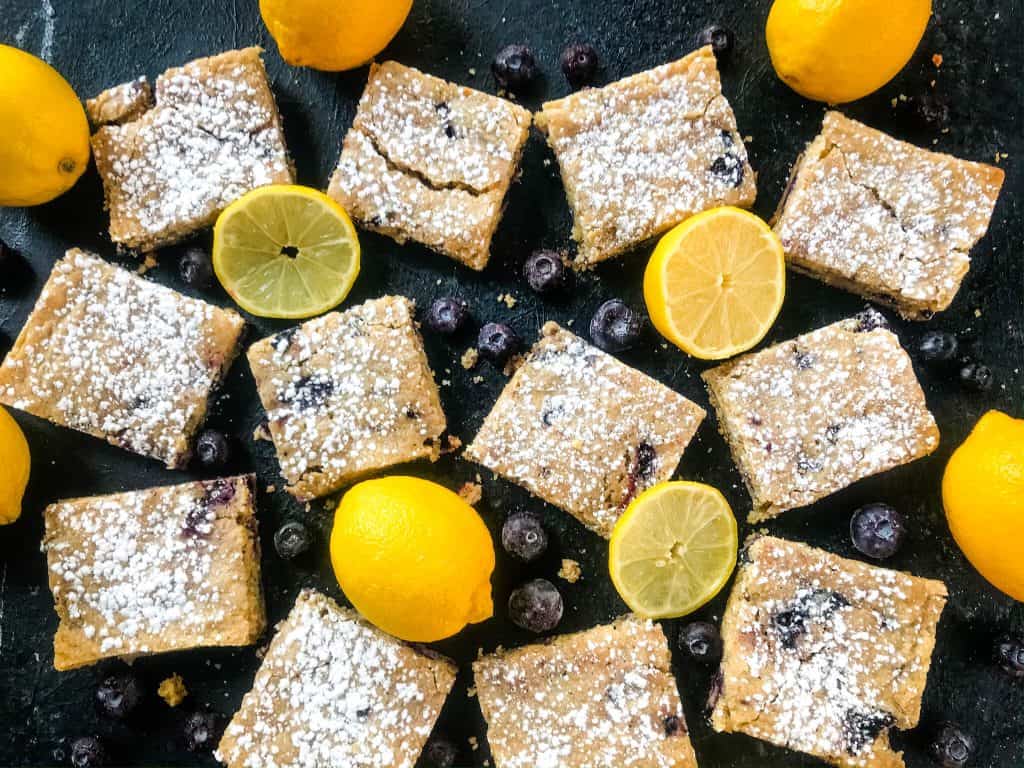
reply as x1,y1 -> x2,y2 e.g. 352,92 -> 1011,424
0,0 -> 1021,765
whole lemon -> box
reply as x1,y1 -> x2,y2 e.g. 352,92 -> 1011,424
0,406 -> 30,525
0,45 -> 90,206
259,0 -> 414,72
766,0 -> 931,104
942,410 -> 1024,601
330,476 -> 495,641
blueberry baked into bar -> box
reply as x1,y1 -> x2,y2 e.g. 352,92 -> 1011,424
711,535 -> 948,768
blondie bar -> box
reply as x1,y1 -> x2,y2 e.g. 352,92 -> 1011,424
711,536 -> 948,768
86,76 -> 153,127
535,46 -> 756,267
0,249 -> 244,469
91,47 -> 293,251
216,589 -> 456,768
466,322 -> 704,537
43,475 -> 264,671
473,615 -> 698,768
702,311 -> 939,522
247,296 -> 446,500
328,61 -> 532,270
774,112 -> 1004,319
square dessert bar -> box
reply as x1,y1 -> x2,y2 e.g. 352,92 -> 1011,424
247,296 -> 446,500
473,615 -> 698,768
702,311 -> 939,522
0,249 -> 244,468
43,475 -> 264,671
216,589 -> 456,768
329,61 -> 532,270
91,47 -> 293,251
774,112 -> 1005,319
535,46 -> 756,267
711,536 -> 948,768
466,322 -> 704,538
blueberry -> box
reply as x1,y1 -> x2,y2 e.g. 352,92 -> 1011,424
179,247 -> 214,288
772,608 -> 808,648
959,361 -> 993,391
523,250 -> 570,295
590,299 -> 642,352
70,736 -> 106,768
929,722 -> 974,768
850,503 -> 906,559
492,44 -> 538,91
478,322 -> 521,367
854,307 -> 889,332
501,511 -> 548,562
918,331 -> 959,363
425,297 -> 470,336
916,91 -> 951,130
697,25 -> 735,58
423,738 -> 458,767
560,43 -> 599,88
183,710 -> 221,753
509,578 -> 563,633
679,621 -> 723,664
195,429 -> 230,468
709,154 -> 745,187
96,672 -> 142,719
274,520 -> 312,560
843,709 -> 896,755
995,635 -> 1024,679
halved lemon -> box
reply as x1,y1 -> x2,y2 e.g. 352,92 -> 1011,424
608,481 -> 738,619
643,207 -> 785,360
213,185 -> 360,319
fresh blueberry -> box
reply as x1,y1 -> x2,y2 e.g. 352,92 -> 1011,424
492,44 -> 538,91
96,672 -> 142,719
850,503 -> 906,559
995,635 -> 1024,679
425,297 -> 471,336
195,429 -> 230,468
918,331 -> 959,363
502,511 -> 548,562
590,299 -> 642,352
560,43 -> 599,88
70,736 -> 106,768
679,621 -> 723,664
508,578 -> 563,633
929,722 -> 974,768
274,520 -> 312,560
959,361 -> 993,391
478,322 -> 521,367
179,247 -> 214,289
697,25 -> 735,58
183,710 -> 221,753
524,250 -> 570,295
423,738 -> 459,767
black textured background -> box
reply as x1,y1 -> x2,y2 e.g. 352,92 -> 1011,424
1,0 -> 1021,766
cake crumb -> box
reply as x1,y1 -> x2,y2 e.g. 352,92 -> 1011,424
932,53 -> 943,67
265,484 -> 276,494
502,353 -> 525,377
136,253 -> 159,275
461,347 -> 479,370
458,482 -> 483,505
157,674 -> 188,707
466,685 -> 477,697
472,375 -> 485,384
974,308 -> 983,318
558,558 -> 582,583
497,292 -> 517,308
252,422 -> 272,441
469,736 -> 479,751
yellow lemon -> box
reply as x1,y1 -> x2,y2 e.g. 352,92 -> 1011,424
0,406 -> 30,525
259,0 -> 414,72
942,410 -> 1024,602
766,0 -> 931,104
0,45 -> 90,206
330,476 -> 495,641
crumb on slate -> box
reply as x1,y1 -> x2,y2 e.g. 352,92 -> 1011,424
558,558 -> 582,583
458,482 -> 483,505
158,674 -> 188,707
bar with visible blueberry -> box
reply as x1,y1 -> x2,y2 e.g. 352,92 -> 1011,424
0,248 -> 245,469
43,475 -> 264,671
466,322 -> 705,538
473,614 -> 699,768
534,46 -> 756,267
711,535 -> 947,768
701,310 -> 939,523
774,111 -> 1004,319
216,589 -> 456,768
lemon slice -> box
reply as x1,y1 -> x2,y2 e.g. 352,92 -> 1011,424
608,481 -> 738,619
213,185 -> 360,319
643,206 -> 785,360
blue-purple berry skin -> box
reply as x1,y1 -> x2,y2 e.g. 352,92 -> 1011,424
425,297 -> 470,335
502,512 -> 548,562
850,503 -> 906,559
959,361 -> 993,391
590,299 -> 642,352
560,43 -> 599,88
183,710 -> 221,753
179,248 -> 214,288
679,621 -> 723,664
929,722 -> 974,768
492,44 -> 538,91
918,331 -> 958,363
423,738 -> 459,768
195,429 -> 230,467
524,250 -> 570,295
996,636 -> 1024,679
274,520 -> 312,560
697,25 -> 735,57
96,672 -> 142,719
478,322 -> 521,366
70,736 -> 106,768
509,578 -> 563,633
